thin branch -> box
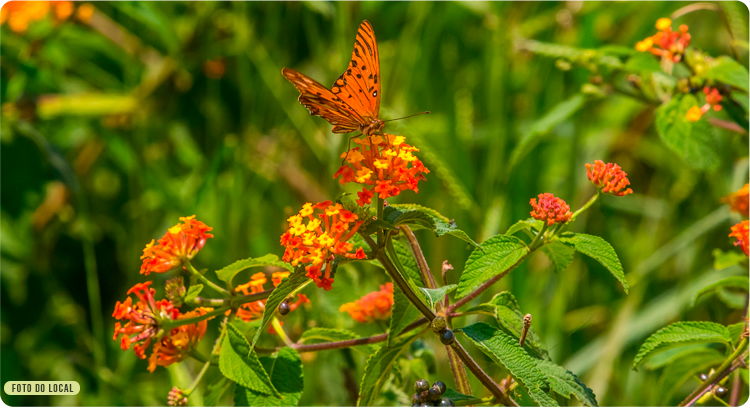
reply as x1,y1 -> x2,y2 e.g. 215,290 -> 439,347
400,225 -> 438,289
707,118 -> 748,135
679,337 -> 748,406
446,254 -> 528,314
450,340 -> 519,407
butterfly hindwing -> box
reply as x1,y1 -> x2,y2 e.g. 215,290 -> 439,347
281,68 -> 364,133
331,20 -> 381,120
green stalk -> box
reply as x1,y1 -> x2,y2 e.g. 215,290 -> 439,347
272,317 -> 294,347
569,191 -> 600,223
679,337 -> 748,407
184,260 -> 231,297
162,306 -> 230,331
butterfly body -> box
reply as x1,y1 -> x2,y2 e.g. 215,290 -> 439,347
282,20 -> 383,136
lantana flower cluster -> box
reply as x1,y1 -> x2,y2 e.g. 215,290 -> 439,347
724,184 -> 749,217
635,18 -> 691,63
232,271 -> 309,322
140,215 -> 214,275
686,87 -> 723,122
0,1 -> 94,33
586,160 -> 634,196
334,134 -> 430,206
281,201 -> 367,290
112,281 -> 212,372
729,220 -> 749,257
530,193 -> 572,226
339,282 -> 394,323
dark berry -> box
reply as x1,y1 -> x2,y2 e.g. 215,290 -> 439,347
433,381 -> 446,395
418,404 -> 430,407
440,329 -> 455,345
415,379 -> 430,393
278,300 -> 290,315
715,386 -> 727,397
437,398 -> 455,407
428,386 -> 442,401
699,373 -> 708,381
419,390 -> 430,403
411,394 -> 420,405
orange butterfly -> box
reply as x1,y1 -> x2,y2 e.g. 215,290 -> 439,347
282,20 -> 385,137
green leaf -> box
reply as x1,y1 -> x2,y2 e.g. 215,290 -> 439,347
506,218 -> 544,236
442,389 -> 476,402
632,321 -> 733,369
204,376 -> 232,407
234,347 -> 304,406
557,233 -> 628,294
219,323 -> 279,396
654,94 -> 720,170
361,218 -> 398,236
507,93 -> 588,174
693,276 -> 749,306
387,204 -> 480,248
387,240 -> 426,347
298,327 -> 376,355
389,203 -> 450,223
215,254 -> 292,286
251,267 -> 311,347
486,292 -> 549,360
458,322 -> 557,407
712,248 -> 748,270
185,284 -> 203,303
727,322 -> 746,347
656,348 -> 725,405
643,344 -> 717,370
357,331 -> 422,406
540,241 -> 575,273
456,235 -> 529,299
535,359 -> 598,407
705,56 -> 750,92
384,206 -> 436,230
625,52 -> 663,73
418,285 -> 457,311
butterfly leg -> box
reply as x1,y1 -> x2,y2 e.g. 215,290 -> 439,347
341,133 -> 363,165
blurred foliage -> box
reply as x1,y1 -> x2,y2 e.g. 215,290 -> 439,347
1,1 -> 748,406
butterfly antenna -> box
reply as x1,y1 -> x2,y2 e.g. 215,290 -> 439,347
383,111 -> 430,122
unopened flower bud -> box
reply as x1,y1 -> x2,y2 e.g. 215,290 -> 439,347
168,387 -> 188,407
165,277 -> 187,307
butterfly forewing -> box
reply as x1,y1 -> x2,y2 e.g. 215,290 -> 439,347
331,20 -> 381,120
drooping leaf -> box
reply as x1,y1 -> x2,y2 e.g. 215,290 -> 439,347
705,56 -> 750,92
486,292 -> 549,360
643,344 -> 718,370
727,322 -> 746,346
540,241 -> 575,273
712,248 -> 748,270
298,327 -> 377,355
692,275 -> 749,306
234,347 -> 304,406
357,331 -> 422,406
252,267 -> 311,347
219,323 -> 278,396
557,233 -> 628,294
654,94 -> 720,170
386,205 -> 480,248
458,322 -> 557,406
418,285 -> 457,311
656,348 -> 725,405
632,321 -> 733,369
184,284 -> 203,303
535,359 -> 598,406
505,218 -> 544,236
456,235 -> 529,299
216,254 -> 292,286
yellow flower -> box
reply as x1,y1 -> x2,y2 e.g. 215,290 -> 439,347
685,106 -> 703,122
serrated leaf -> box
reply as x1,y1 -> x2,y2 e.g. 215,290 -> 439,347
361,218 -> 398,236
389,204 -> 450,222
727,322 -> 746,346
298,327 -> 376,355
506,218 -> 544,236
712,248 -> 748,270
632,321 -> 733,369
357,331 -> 421,406
387,240 -> 425,347
204,376 -> 232,407
535,359 -> 598,406
557,233 -> 628,294
442,389 -> 476,402
456,235 -> 529,299
656,348 -> 725,405
458,323 -> 557,406
252,267 -> 311,347
215,254 -> 292,286
219,323 -> 279,396
386,205 -> 480,248
643,344 -> 717,370
486,292 -> 549,360
418,285 -> 457,311
654,95 -> 720,170
540,241 -> 575,273
706,56 -> 750,92
234,347 -> 304,406
185,284 -> 203,303
693,276 -> 749,306
384,206 -> 437,230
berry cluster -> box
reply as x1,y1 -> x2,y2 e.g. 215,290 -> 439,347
411,379 -> 454,407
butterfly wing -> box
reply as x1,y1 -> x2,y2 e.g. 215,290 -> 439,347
331,20 -> 381,120
282,67 -> 366,133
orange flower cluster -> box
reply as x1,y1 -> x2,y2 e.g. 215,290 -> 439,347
724,184 -> 749,216
686,88 -> 724,122
231,271 -> 309,322
530,193 -> 572,226
280,201 -> 367,290
334,134 -> 430,206
140,215 -> 214,275
729,220 -> 749,256
586,160 -> 633,196
339,283 -> 394,323
635,18 -> 691,63
1,1 -> 73,32
112,281 -> 212,372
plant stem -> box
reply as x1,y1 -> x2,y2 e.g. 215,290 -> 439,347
400,225 -> 437,289
183,357 -> 212,395
450,340 -> 518,407
184,260 -> 231,297
193,289 -> 274,308
569,191 -> 600,223
729,370 -> 741,407
377,197 -> 385,247
446,254 -> 529,314
679,337 -> 748,407
162,306 -> 230,330
272,317 -> 294,347
527,222 -> 549,250
446,344 -> 473,396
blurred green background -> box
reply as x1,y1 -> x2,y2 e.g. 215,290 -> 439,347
1,1 -> 748,406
